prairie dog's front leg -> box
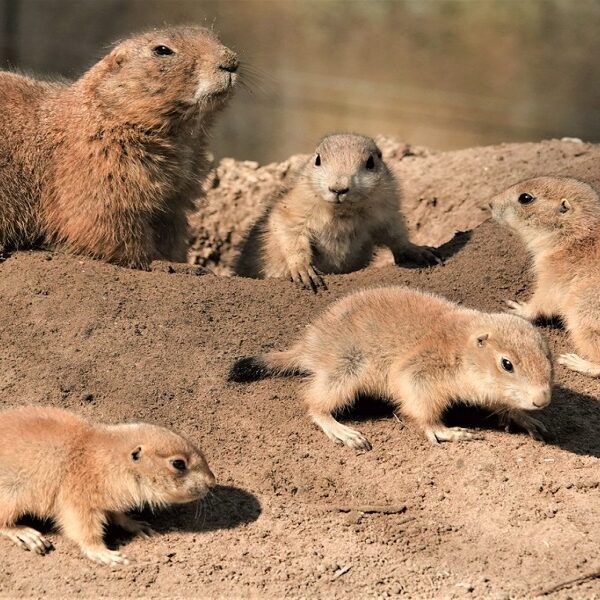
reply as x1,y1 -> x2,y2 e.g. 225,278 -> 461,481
57,505 -> 130,566
109,512 -> 156,539
375,215 -> 440,267
266,212 -> 325,291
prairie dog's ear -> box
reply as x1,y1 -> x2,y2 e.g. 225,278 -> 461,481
131,446 -> 142,461
475,333 -> 490,347
104,47 -> 126,72
559,198 -> 571,214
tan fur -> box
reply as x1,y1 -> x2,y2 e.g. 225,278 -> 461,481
234,134 -> 439,290
0,26 -> 238,268
491,176 -> 600,377
0,406 -> 215,565
241,286 -> 553,449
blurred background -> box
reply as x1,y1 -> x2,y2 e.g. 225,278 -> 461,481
1,0 -> 599,163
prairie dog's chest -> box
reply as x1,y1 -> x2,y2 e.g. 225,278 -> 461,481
308,211 -> 375,271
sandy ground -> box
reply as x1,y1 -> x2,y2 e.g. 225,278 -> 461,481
1,140 -> 599,599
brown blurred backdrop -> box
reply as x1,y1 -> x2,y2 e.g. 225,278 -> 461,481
1,0 -> 599,163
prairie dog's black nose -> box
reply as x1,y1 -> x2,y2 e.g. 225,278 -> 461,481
329,186 -> 350,196
219,57 -> 239,73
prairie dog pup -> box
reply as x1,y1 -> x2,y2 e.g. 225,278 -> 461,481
0,26 -> 238,267
229,286 -> 552,450
492,176 -> 600,377
234,134 -> 439,290
0,406 -> 215,565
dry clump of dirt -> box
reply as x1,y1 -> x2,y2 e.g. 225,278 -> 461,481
0,207 -> 599,597
189,137 -> 600,274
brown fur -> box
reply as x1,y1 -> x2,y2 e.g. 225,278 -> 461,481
491,176 -> 600,377
233,134 -> 439,290
230,286 -> 553,450
0,26 -> 238,268
0,406 -> 215,565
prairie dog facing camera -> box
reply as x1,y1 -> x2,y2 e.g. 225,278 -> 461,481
229,286 -> 552,450
0,26 -> 238,267
234,134 -> 440,290
0,406 -> 215,565
492,176 -> 600,377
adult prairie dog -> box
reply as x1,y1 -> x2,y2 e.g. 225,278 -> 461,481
0,26 -> 238,268
234,134 -> 440,290
492,176 -> 600,377
229,286 -> 552,450
0,406 -> 215,565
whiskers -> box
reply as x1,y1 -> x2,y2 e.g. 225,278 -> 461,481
237,61 -> 275,100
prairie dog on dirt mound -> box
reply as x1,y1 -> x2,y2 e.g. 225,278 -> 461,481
492,176 -> 600,377
229,286 -> 552,450
233,134 -> 440,291
0,406 -> 215,565
0,26 -> 238,267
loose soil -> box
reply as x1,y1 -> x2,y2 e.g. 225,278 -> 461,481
0,140 -> 599,599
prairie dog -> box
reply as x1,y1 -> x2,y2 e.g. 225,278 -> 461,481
229,286 -> 552,450
0,406 -> 215,565
492,176 -> 600,377
0,26 -> 238,268
234,134 -> 440,290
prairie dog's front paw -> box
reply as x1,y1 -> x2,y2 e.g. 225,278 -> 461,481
501,411 -> 548,441
505,300 -> 534,320
84,546 -> 130,566
289,264 -> 327,292
396,244 -> 442,267
425,426 -> 483,444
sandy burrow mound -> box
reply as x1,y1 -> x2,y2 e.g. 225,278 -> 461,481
189,137 -> 600,274
0,218 -> 599,598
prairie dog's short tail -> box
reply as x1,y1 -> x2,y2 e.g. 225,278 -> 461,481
227,347 -> 305,383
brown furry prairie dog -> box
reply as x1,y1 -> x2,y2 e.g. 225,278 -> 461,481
0,26 -> 238,268
229,286 -> 552,450
234,134 -> 440,290
0,406 -> 215,565
492,176 -> 600,377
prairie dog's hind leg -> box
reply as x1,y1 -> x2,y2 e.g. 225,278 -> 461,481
557,353 -> 600,377
505,288 -> 560,322
303,376 -> 371,451
0,502 -> 53,555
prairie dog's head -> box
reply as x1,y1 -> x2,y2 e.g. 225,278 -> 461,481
306,134 -> 391,205
117,423 -> 215,507
463,314 -> 553,411
491,177 -> 600,249
86,26 -> 238,126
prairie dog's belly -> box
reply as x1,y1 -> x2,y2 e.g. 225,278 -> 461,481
310,222 -> 374,273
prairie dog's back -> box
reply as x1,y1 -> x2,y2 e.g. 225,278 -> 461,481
0,406 -> 88,510
300,287 -> 470,370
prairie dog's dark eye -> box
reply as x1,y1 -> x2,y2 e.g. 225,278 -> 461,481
170,459 -> 187,471
366,155 -> 375,170
315,154 -> 321,167
518,193 -> 535,205
501,358 -> 514,373
153,45 -> 174,56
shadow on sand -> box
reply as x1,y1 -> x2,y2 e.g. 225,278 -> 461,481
337,384 -> 600,458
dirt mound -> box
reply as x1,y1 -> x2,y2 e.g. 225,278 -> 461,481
189,137 -> 600,274
1,216 -> 598,598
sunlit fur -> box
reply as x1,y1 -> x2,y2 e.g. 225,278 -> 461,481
0,406 -> 214,565
231,286 -> 553,449
0,26 -> 238,267
234,133 -> 438,283
492,176 -> 600,377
